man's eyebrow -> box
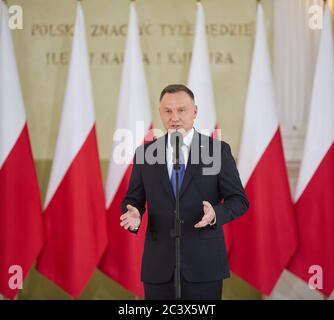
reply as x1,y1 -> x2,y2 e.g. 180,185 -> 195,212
162,104 -> 192,110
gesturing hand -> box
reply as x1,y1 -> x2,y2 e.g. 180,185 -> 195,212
120,204 -> 141,231
194,201 -> 216,228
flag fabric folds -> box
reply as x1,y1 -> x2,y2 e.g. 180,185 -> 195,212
99,2 -> 152,297
188,2 -> 217,137
228,3 -> 298,295
36,3 -> 107,298
0,1 -> 43,299
288,3 -> 334,297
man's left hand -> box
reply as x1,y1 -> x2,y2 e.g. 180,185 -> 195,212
194,201 -> 216,228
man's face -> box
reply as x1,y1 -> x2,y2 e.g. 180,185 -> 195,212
159,91 -> 197,133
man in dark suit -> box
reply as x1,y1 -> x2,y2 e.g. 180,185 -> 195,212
120,84 -> 249,299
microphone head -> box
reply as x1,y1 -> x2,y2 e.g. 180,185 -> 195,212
170,131 -> 184,165
170,131 -> 184,148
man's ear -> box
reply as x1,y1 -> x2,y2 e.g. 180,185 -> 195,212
194,105 -> 198,117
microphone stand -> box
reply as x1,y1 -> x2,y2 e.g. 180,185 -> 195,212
174,135 -> 182,300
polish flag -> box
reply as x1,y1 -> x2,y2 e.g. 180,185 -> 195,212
0,1 -> 43,299
36,3 -> 107,298
99,2 -> 152,297
287,3 -> 334,297
187,2 -> 232,252
228,4 -> 298,295
188,2 -> 218,138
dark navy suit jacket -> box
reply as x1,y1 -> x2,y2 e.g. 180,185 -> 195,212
122,130 -> 249,283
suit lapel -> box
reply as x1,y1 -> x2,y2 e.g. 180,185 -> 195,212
156,133 -> 175,203
179,131 -> 201,199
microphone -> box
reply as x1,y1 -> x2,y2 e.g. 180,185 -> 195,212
170,131 -> 183,166
170,131 -> 184,300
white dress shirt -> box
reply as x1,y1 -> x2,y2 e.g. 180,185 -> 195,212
166,128 -> 194,179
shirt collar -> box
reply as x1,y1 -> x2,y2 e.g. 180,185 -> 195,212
167,128 -> 194,149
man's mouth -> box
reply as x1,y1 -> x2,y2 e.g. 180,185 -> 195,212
168,126 -> 187,136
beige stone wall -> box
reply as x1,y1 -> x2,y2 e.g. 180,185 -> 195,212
10,0 -> 273,160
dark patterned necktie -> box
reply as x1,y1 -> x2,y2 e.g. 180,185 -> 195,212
171,145 -> 186,196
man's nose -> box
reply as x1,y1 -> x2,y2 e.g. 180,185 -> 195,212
171,112 -> 180,121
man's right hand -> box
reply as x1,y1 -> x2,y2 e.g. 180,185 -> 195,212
120,204 -> 141,231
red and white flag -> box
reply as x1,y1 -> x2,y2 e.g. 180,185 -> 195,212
188,2 -> 218,137
36,3 -> 107,298
228,3 -> 298,295
288,3 -> 334,297
0,1 -> 43,299
187,2 -> 232,252
99,2 -> 152,297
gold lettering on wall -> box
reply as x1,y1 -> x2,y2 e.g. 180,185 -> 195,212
31,23 -> 253,38
36,22 -> 249,67
46,52 -> 69,65
45,51 -> 234,66
31,24 -> 74,36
